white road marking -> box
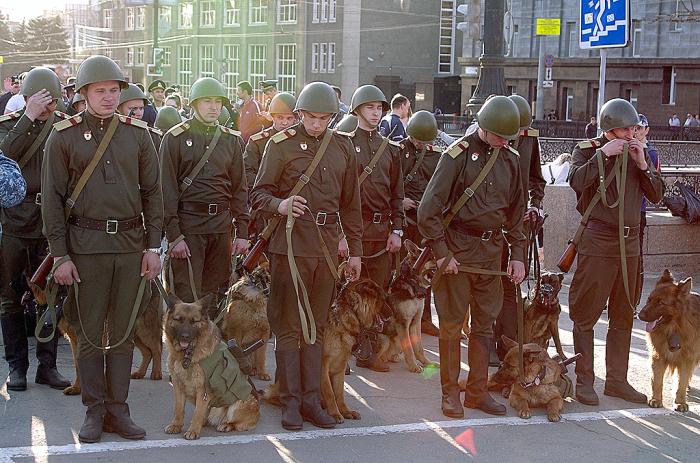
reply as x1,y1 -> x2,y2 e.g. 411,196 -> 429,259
1,406 -> 697,462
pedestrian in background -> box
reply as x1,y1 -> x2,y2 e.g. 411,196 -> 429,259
585,116 -> 597,139
379,93 -> 411,141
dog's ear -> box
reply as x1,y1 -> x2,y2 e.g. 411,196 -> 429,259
556,272 -> 564,283
661,269 -> 674,283
678,277 -> 693,296
164,294 -> 181,311
258,260 -> 270,272
195,293 -> 217,318
501,335 -> 517,350
404,239 -> 420,256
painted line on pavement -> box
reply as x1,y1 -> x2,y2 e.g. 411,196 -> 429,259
0,405 -> 697,462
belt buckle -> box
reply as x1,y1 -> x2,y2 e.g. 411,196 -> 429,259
106,220 -> 119,234
34,193 -> 41,205
208,203 -> 219,215
373,212 -> 382,224
481,230 -> 493,241
315,211 -> 327,226
623,226 -> 630,238
363,166 -> 373,175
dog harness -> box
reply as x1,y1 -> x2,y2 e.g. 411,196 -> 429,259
198,341 -> 253,408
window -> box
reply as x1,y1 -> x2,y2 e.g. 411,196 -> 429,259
178,45 -> 193,96
625,88 -> 638,108
565,21 -> 576,57
162,46 -> 171,67
507,85 -> 516,95
179,2 -> 193,29
200,1 -> 216,27
276,44 -> 297,92
277,0 -> 297,24
311,43 -> 319,72
224,1 -> 240,26
249,0 -> 268,25
126,47 -> 134,66
312,0 -> 319,23
159,6 -> 171,26
662,66 -> 676,105
319,43 -> 328,73
312,0 -> 334,23
565,87 -> 574,122
125,7 -> 135,30
200,45 -> 214,78
327,42 -> 336,73
223,44 -> 240,100
135,6 -> 146,30
321,0 -> 327,22
135,47 -> 144,65
103,9 -> 112,29
329,0 -> 336,23
248,44 -> 267,99
632,21 -> 642,57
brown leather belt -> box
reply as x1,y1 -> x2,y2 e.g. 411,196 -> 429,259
68,215 -> 143,234
586,219 -> 639,238
450,221 -> 501,241
362,211 -> 390,224
22,193 -> 41,205
297,211 -> 340,226
179,201 -> 228,216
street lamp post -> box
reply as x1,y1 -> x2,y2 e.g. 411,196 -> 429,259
467,0 -> 507,115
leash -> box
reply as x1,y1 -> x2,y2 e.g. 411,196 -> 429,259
167,234 -> 198,301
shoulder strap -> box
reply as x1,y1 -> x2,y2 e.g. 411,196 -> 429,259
64,116 -> 120,220
405,146 -> 427,183
179,126 -> 222,193
358,135 -> 392,185
18,113 -> 55,168
442,147 -> 501,227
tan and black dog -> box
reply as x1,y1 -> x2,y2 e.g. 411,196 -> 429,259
638,269 -> 700,412
164,294 -> 259,440
523,271 -> 566,361
131,280 -> 165,381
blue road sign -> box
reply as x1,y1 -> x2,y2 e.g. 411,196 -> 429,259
579,0 -> 629,49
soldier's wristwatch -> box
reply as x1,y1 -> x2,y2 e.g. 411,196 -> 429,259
392,229 -> 404,237
144,247 -> 162,255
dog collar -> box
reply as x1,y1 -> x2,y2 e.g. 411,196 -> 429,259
520,365 -> 547,389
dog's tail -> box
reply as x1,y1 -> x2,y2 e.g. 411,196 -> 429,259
262,382 -> 283,407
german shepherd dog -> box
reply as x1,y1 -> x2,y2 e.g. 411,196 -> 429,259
524,271 -> 566,361
638,269 -> 700,412
218,263 -> 271,381
490,336 -> 564,422
164,294 -> 259,440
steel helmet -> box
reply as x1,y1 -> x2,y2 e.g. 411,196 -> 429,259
294,82 -> 339,114
118,83 -> 148,106
189,77 -> 230,106
475,95 -> 520,140
155,106 -> 182,132
599,98 -> 640,131
508,94 -> 533,130
335,114 -> 359,133
75,55 -> 128,92
71,93 -> 85,110
406,110 -> 439,142
21,67 -> 62,100
218,106 -> 231,126
350,85 -> 389,114
269,92 -> 296,115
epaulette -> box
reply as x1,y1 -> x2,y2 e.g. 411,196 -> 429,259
505,145 -> 520,156
148,126 -> 163,136
446,139 -> 469,159
169,121 -> 190,137
271,128 -> 296,144
54,110 -> 69,120
520,128 -> 539,137
250,130 -> 271,142
577,139 -> 602,149
426,144 -> 442,153
0,111 -> 21,123
54,114 -> 82,131
117,114 -> 149,129
219,125 -> 241,137
388,139 -> 402,148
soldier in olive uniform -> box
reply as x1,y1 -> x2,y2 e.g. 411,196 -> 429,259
154,106 -> 183,134
417,96 -> 527,418
250,82 -> 363,431
117,83 -> 163,149
0,67 -> 71,392
400,110 -> 443,337
148,79 -> 167,110
493,94 -> 547,361
42,55 -> 163,443
567,99 -> 664,406
160,77 -> 249,303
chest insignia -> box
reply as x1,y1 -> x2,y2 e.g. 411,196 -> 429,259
83,130 -> 92,141
471,153 -> 479,161
355,146 -> 361,153
300,142 -> 307,150
186,138 -> 193,147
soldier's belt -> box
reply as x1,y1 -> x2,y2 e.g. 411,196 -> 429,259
449,221 -> 502,241
179,201 -> 228,216
362,211 -> 391,224
68,215 -> 143,234
22,193 -> 41,205
296,210 -> 339,226
586,218 -> 638,238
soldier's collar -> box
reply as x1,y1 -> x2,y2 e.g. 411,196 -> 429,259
468,130 -> 490,152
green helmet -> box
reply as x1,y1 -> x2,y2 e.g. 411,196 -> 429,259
294,82 -> 339,114
75,55 -> 127,92
269,92 -> 296,115
475,95 -> 520,140
189,77 -> 230,106
118,83 -> 148,106
71,92 -> 85,110
599,98 -> 640,131
508,94 -> 532,130
155,106 -> 182,132
350,85 -> 389,114
406,110 -> 438,142
335,114 -> 359,133
21,67 -> 62,100
218,106 -> 231,126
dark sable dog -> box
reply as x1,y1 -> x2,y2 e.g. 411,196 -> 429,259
131,280 -> 165,381
638,269 -> 700,412
524,271 -> 566,360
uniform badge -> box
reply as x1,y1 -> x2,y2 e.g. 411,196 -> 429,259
83,130 -> 92,141
186,139 -> 193,147
300,142 -> 307,150
471,153 -> 479,161
355,146 -> 361,153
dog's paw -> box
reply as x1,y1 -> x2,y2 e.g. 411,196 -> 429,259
257,372 -> 272,381
131,371 -> 145,380
342,409 -> 361,420
518,410 -> 532,419
331,413 -> 344,424
150,371 -> 163,381
389,354 -> 401,363
408,364 -> 423,373
547,413 -> 561,422
164,423 -> 182,434
648,398 -> 664,408
675,402 -> 689,412
216,423 -> 235,432
183,429 -> 201,440
63,385 -> 80,396
501,387 -> 511,399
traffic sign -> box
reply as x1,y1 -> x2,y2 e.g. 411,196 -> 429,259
542,81 -> 554,88
545,54 -> 554,67
579,0 -> 629,49
545,68 -> 553,81
536,18 -> 561,36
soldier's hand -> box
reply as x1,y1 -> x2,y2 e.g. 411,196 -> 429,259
402,198 -> 417,211
628,139 -> 648,169
141,252 -> 162,280
25,89 -> 54,121
346,256 -> 361,281
507,260 -> 526,284
232,238 -> 249,256
170,240 -> 191,259
386,233 -> 401,253
338,237 -> 349,258
53,258 -> 81,286
278,195 -> 308,217
601,138 -> 627,158
436,256 -> 459,275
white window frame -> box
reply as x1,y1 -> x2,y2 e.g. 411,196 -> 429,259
178,44 -> 193,97
249,0 -> 268,26
565,88 -> 574,122
135,6 -> 146,30
135,47 -> 144,65
319,43 -> 328,73
248,44 -> 267,99
200,44 -> 215,78
179,2 -> 193,29
162,46 -> 171,67
632,22 -> 642,57
103,9 -> 112,29
200,1 -> 216,28
311,43 -> 319,73
276,44 -> 297,92
126,47 -> 134,66
312,0 -> 320,23
277,0 -> 297,25
224,1 -> 240,26
159,6 -> 171,26
567,22 -> 576,57
320,0 -> 328,23
327,42 -> 336,73
329,0 -> 336,23
125,7 -> 135,30
223,44 -> 241,100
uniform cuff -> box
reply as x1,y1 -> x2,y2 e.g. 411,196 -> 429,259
165,226 -> 182,243
48,239 -> 68,258
266,197 -> 283,215
429,239 -> 449,260
348,240 -> 363,257
146,229 -> 162,248
510,245 -> 526,264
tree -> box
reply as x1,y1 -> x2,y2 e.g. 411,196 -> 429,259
0,13 -> 11,55
12,21 -> 29,53
26,16 -> 69,62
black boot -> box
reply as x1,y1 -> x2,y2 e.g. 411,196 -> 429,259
77,354 -> 106,443
573,327 -> 599,405
300,343 -> 336,429
463,335 -> 506,415
1,313 -> 29,391
421,287 -> 440,337
35,328 -> 71,389
275,349 -> 303,430
102,353 -> 146,439
603,328 -> 647,404
438,338 -> 464,418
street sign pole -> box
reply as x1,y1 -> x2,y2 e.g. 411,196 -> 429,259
597,48 -> 607,133
536,37 -> 545,120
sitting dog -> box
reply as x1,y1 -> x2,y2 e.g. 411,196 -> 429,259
638,269 -> 700,412
490,336 -> 564,422
164,294 -> 259,440
131,280 -> 165,381
218,263 -> 271,381
524,271 -> 566,361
